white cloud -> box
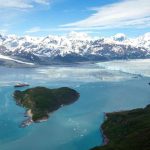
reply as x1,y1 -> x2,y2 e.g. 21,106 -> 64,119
25,27 -> 42,33
0,0 -> 51,9
0,0 -> 33,9
25,26 -> 102,34
62,0 -> 150,29
34,0 -> 50,5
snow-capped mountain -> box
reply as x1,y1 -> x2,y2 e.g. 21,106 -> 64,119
0,32 -> 150,65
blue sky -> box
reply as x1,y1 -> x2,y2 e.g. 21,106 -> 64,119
0,0 -> 150,37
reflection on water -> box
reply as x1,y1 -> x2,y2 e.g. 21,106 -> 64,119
0,63 -> 150,150
0,64 -> 134,87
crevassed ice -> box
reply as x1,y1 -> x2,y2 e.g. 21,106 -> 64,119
97,59 -> 150,77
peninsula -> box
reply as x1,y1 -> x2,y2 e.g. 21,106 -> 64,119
91,105 -> 150,150
13,86 -> 79,126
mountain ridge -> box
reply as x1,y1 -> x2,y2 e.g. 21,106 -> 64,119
0,32 -> 150,65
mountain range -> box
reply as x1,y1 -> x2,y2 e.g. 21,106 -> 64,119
0,32 -> 150,66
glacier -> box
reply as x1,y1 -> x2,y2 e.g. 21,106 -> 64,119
97,59 -> 150,77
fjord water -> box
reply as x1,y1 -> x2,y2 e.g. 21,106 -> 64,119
0,62 -> 150,150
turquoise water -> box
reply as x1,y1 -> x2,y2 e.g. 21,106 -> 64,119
0,65 -> 150,150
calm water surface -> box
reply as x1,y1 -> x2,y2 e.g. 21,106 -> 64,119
0,65 -> 150,150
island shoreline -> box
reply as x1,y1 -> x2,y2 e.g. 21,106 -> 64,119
13,86 -> 80,127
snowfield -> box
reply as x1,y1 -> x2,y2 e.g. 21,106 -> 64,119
0,32 -> 150,64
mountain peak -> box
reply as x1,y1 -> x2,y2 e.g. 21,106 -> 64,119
0,32 -> 150,65
113,33 -> 127,41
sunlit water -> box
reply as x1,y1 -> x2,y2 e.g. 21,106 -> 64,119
0,61 -> 150,150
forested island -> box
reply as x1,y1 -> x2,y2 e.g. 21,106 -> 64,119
13,86 -> 79,125
91,105 -> 150,150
